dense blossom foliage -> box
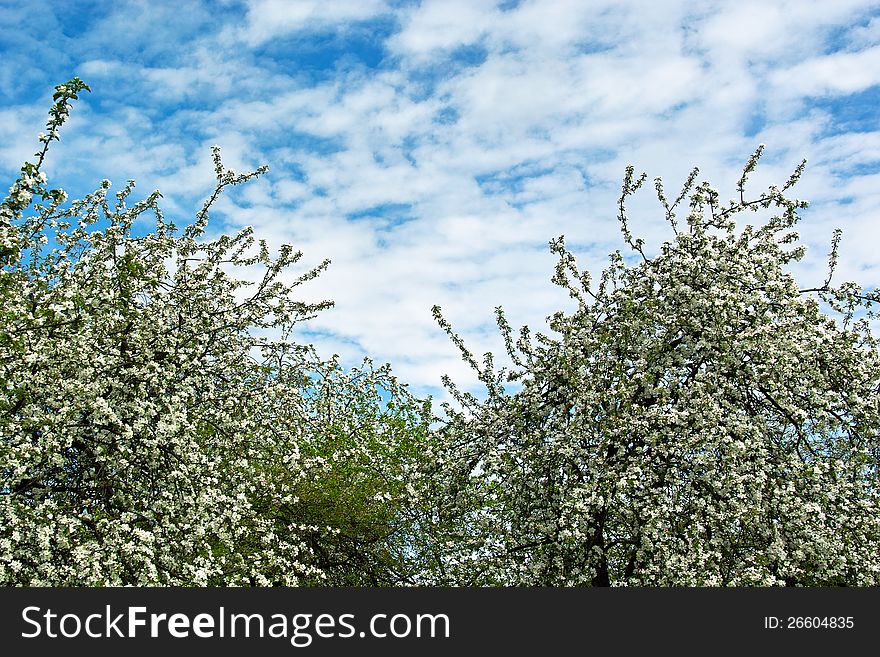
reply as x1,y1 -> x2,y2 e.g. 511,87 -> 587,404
5,80 -> 879,587
428,149 -> 880,585
0,80 -> 430,585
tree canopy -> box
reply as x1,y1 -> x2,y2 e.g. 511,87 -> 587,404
2,80 -> 878,586
0,79 -> 431,585
427,149 -> 880,586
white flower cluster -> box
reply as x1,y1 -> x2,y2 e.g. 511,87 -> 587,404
425,149 -> 880,586
1,81 -> 432,585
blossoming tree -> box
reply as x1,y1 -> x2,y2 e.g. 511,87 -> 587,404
0,79 -> 431,585
428,149 -> 880,586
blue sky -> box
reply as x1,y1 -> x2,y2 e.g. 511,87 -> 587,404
2,0 -> 879,398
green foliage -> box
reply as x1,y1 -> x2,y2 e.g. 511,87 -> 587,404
219,356 -> 434,586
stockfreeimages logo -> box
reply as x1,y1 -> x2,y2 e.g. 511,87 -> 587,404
21,606 -> 451,647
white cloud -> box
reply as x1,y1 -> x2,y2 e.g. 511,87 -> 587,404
388,0 -> 494,56
236,0 -> 388,46
0,106 -> 44,172
847,15 -> 880,48
771,46 -> 880,97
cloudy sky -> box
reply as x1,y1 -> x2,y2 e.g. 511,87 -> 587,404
1,0 -> 879,398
